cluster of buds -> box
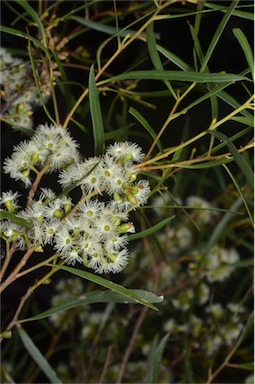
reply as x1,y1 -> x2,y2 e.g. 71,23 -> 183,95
1,123 -> 150,273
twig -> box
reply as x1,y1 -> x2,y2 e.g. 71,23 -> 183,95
116,306 -> 148,384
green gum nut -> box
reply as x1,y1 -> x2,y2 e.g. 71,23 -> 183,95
128,173 -> 137,182
113,192 -> 122,202
64,203 -> 72,214
4,200 -> 16,213
124,153 -> 133,162
0,330 -> 12,339
53,209 -> 64,218
125,192 -> 137,205
35,245 -> 44,253
21,169 -> 30,178
17,103 -> 25,112
31,153 -> 39,164
117,222 -> 133,233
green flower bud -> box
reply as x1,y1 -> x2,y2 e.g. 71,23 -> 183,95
4,200 -> 16,213
1,330 -> 12,339
125,193 -> 137,205
117,223 -> 134,233
53,209 -> 64,218
34,246 -> 44,253
21,169 -> 30,178
64,203 -> 72,214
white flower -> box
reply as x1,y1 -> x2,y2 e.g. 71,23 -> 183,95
186,196 -> 217,224
95,215 -> 116,240
134,179 -> 150,206
54,226 -> 74,253
62,248 -> 82,265
106,141 -> 144,163
78,199 -> 103,222
32,123 -> 80,169
0,190 -> 20,211
43,219 -> 61,245
104,233 -> 129,252
95,248 -> 129,274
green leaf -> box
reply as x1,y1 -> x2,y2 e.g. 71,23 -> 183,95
21,289 -> 163,322
0,210 -> 31,229
228,363 -> 254,371
17,326 -> 62,383
146,23 -> 176,98
200,0 -> 239,72
207,130 -> 254,190
98,70 -> 246,85
128,216 -> 175,240
233,28 -> 254,79
14,0 -> 47,46
69,15 -> 143,39
223,164 -> 254,227
146,334 -> 169,383
89,64 -> 105,155
231,116 -> 254,127
52,265 -> 161,311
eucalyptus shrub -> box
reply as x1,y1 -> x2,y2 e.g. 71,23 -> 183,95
1,1 -> 254,383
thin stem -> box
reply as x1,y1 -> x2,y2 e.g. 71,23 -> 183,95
0,241 -> 17,282
145,82 -> 196,160
16,253 -> 59,279
1,261 -> 62,343
116,306 -> 148,384
0,244 -> 38,293
62,0 -> 177,129
26,162 -> 49,209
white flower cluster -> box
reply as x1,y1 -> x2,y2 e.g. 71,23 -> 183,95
0,47 -> 50,131
1,123 -> 150,273
163,301 -> 246,357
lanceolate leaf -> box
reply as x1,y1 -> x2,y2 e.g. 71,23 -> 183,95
18,326 -> 62,383
128,216 -> 175,240
21,290 -> 164,322
207,130 -> 254,190
52,265 -> 162,311
98,70 -> 246,85
89,65 -> 105,156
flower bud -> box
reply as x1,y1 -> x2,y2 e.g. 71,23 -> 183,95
53,209 -> 64,218
4,200 -> 16,213
117,222 -> 135,233
34,246 -> 44,253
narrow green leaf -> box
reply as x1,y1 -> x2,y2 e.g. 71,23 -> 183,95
146,23 -> 176,98
205,2 -> 254,21
231,116 -> 254,127
69,15 -> 144,39
228,363 -> 254,371
89,65 -> 105,155
0,210 -> 31,229
53,265 -> 160,311
233,28 -> 254,79
156,44 -> 193,71
17,326 -> 62,383
98,70 -> 246,85
21,289 -> 163,322
201,0 -> 239,72
128,216 -> 175,240
207,130 -> 254,189
223,164 -> 254,227
147,334 -> 169,383
129,107 -> 163,152
14,0 -> 47,46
